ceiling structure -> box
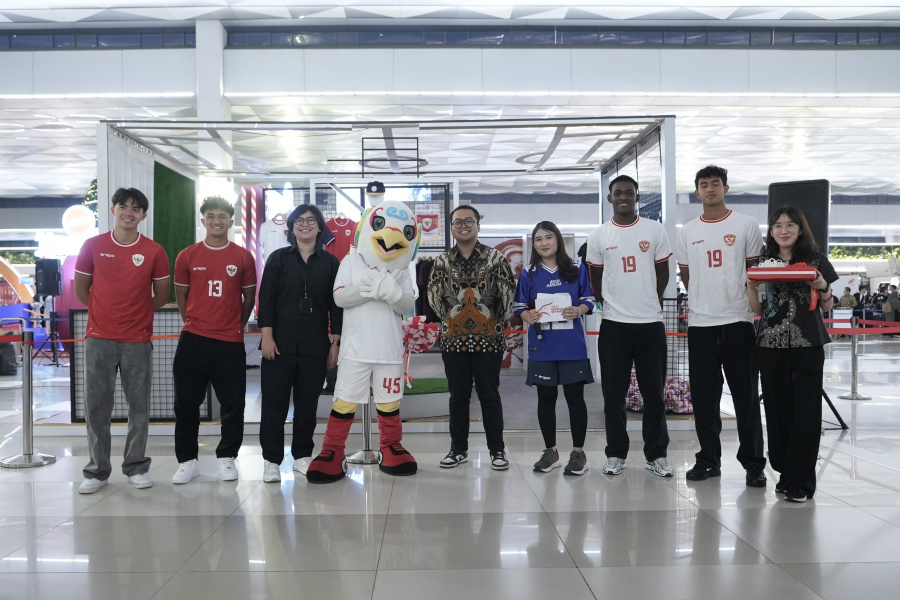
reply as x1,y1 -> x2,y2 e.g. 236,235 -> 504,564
1,2 -> 900,199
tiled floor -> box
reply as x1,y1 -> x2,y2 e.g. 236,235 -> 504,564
0,338 -> 899,599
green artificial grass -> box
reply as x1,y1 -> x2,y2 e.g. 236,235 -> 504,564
322,377 -> 449,396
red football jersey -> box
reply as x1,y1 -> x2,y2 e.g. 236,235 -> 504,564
324,217 -> 357,261
74,232 -> 170,343
174,241 -> 257,342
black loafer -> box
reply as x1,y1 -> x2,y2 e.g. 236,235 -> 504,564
746,467 -> 767,488
685,463 -> 721,481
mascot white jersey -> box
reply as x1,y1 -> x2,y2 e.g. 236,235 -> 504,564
307,200 -> 421,483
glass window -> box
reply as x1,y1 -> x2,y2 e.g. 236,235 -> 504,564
141,32 -> 162,48
0,35 -> 9,49
10,34 -> 53,49
794,31 -> 835,45
708,31 -> 750,46
836,31 -> 857,46
598,30 -> 620,45
859,31 -> 880,45
664,31 -> 685,45
163,31 -> 185,46
750,30 -> 772,46
98,33 -> 141,48
380,30 -> 423,45
773,31 -> 793,45
446,30 -> 468,45
424,30 -> 445,44
880,32 -> 900,45
467,30 -> 508,45
53,34 -> 75,48
356,31 -> 378,44
247,32 -> 270,46
228,31 -> 248,46
621,31 -> 664,45
532,29 -> 556,45
270,31 -> 292,46
560,30 -> 598,45
295,31 -> 335,45
184,32 -> 195,46
336,31 -> 358,45
685,31 -> 707,45
76,33 -> 98,48
511,30 -> 534,44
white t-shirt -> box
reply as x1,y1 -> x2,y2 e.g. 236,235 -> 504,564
586,216 -> 672,324
334,253 -> 415,365
676,210 -> 763,327
258,217 -> 289,263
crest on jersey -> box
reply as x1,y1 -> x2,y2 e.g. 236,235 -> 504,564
226,265 -> 237,277
639,240 -> 650,253
724,234 -> 736,247
132,254 -> 144,266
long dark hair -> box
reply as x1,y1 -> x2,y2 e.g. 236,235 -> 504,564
529,221 -> 578,283
286,204 -> 327,248
763,205 -> 818,262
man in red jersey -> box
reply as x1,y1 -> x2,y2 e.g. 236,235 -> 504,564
170,197 -> 256,484
74,188 -> 170,493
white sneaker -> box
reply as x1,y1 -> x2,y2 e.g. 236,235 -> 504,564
602,457 -> 627,475
171,459 -> 200,484
293,457 -> 312,477
127,473 -> 153,489
263,460 -> 281,483
78,478 -> 108,494
646,457 -> 674,477
218,457 -> 238,481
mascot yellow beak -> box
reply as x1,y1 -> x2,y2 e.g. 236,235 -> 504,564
370,227 -> 410,262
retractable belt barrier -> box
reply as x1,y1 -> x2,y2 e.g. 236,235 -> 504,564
822,316 -> 900,401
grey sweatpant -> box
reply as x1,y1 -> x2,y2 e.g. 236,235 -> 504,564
83,337 -> 153,480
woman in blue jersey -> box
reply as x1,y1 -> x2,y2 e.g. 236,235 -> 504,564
515,221 -> 596,475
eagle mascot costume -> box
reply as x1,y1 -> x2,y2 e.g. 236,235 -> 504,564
307,200 -> 421,483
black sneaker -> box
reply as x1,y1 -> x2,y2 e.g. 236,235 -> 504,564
563,450 -> 589,476
490,450 -> 510,471
775,480 -> 787,495
685,463 -> 721,481
785,486 -> 808,503
746,467 -> 767,488
439,449 -> 468,469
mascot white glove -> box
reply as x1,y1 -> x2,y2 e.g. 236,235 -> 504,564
375,272 -> 404,305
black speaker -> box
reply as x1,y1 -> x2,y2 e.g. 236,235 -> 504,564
767,180 -> 830,253
35,258 -> 62,296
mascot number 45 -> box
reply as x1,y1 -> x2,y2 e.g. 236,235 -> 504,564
307,200 -> 422,483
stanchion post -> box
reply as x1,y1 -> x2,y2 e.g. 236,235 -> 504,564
346,396 -> 379,464
1,330 -> 57,468
838,316 -> 872,401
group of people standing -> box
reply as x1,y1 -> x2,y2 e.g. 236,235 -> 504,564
75,167 -> 837,505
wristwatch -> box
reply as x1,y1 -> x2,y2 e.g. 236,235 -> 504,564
333,340 -> 341,347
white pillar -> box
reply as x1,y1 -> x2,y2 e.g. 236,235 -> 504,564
660,117 -> 678,296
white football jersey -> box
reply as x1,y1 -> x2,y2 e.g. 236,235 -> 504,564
676,210 -> 763,327
258,218 -> 290,263
586,216 -> 672,324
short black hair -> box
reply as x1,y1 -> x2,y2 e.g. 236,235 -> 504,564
608,174 -> 639,194
286,204 -> 327,248
844,287 -> 852,293
694,165 -> 728,190
200,196 -> 235,217
450,204 -> 481,224
111,187 -> 149,212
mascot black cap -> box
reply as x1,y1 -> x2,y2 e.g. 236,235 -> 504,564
366,181 -> 385,195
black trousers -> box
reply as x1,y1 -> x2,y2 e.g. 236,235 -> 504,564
259,351 -> 328,464
442,351 -> 505,453
757,346 -> 824,497
599,319 -> 669,461
173,331 -> 246,463
536,383 -> 588,448
687,322 -> 765,469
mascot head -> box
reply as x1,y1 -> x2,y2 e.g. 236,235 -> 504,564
354,200 -> 421,271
